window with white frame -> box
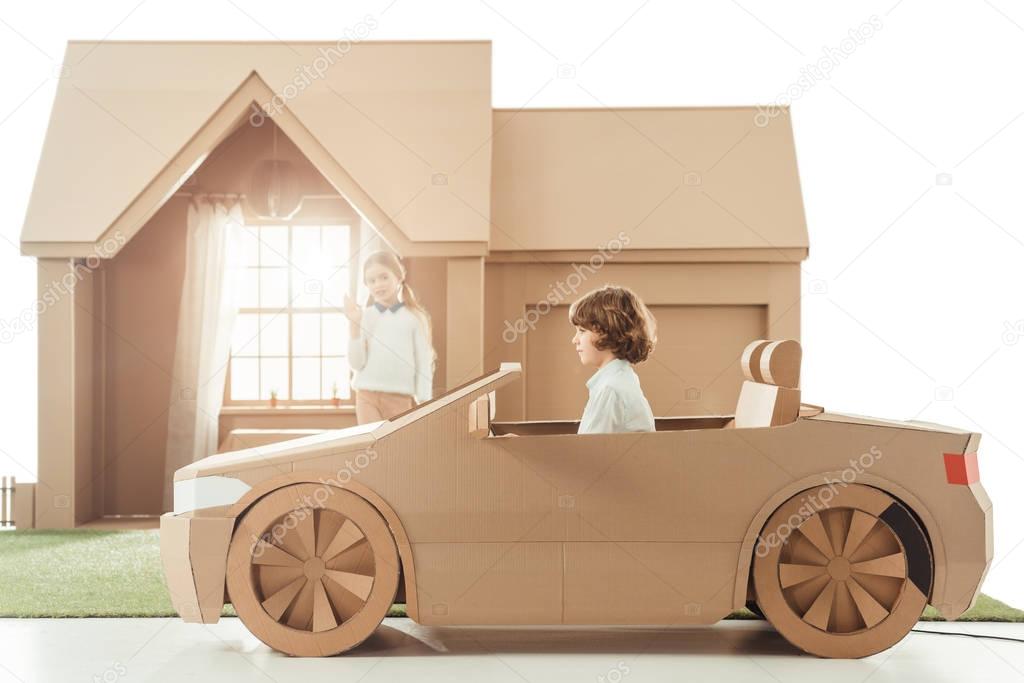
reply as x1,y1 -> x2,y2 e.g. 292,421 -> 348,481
227,223 -> 356,405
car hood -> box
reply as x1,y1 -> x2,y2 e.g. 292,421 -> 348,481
173,421 -> 382,482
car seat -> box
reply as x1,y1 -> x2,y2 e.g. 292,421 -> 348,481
733,339 -> 802,428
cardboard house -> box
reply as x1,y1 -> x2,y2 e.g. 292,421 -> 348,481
19,40 -> 808,528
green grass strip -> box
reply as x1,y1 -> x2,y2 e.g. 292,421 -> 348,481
1,530 -> 1019,622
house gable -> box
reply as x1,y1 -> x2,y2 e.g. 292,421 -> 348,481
20,40 -> 494,257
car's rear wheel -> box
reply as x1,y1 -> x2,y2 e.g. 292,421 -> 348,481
226,483 -> 400,656
752,484 -> 932,658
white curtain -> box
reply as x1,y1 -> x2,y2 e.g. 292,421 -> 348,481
162,199 -> 245,511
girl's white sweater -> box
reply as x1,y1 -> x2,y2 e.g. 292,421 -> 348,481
348,301 -> 434,404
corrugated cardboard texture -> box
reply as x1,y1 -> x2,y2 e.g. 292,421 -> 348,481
173,363 -> 990,628
491,107 -> 808,252
160,512 -> 234,623
22,41 -> 493,248
14,483 -> 35,529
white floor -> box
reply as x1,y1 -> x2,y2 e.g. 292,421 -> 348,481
0,617 -> 1021,682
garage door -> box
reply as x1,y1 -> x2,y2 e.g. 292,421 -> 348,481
525,304 -> 767,420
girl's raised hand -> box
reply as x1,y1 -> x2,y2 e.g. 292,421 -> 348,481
342,293 -> 363,326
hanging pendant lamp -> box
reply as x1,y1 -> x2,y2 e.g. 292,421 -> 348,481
248,123 -> 304,220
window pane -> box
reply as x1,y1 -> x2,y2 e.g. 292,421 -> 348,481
322,313 -> 346,355
259,313 -> 289,356
323,357 -> 350,399
239,227 -> 261,266
237,268 -> 259,309
228,223 -> 357,406
259,225 -> 289,267
291,225 -> 321,272
291,268 -> 322,309
260,358 -> 289,400
292,313 -> 320,356
292,357 -> 320,400
260,268 -> 289,309
231,313 -> 259,356
323,266 -> 350,310
230,358 -> 258,400
323,225 -> 349,266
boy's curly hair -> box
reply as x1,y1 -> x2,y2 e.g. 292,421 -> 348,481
569,285 -> 657,364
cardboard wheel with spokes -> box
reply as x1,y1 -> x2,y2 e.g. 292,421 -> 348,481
752,484 -> 932,658
226,483 -> 400,656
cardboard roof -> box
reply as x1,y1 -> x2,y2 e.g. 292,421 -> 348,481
20,40 -> 808,260
20,40 -> 494,257
490,107 -> 808,254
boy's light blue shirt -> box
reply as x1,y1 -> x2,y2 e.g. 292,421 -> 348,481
578,358 -> 656,434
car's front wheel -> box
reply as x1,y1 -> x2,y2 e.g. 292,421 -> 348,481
225,483 -> 400,656
752,483 -> 932,658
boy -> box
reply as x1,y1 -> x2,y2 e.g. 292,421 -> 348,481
569,285 -> 657,434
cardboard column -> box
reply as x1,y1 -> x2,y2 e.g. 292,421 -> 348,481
446,257 -> 484,388
35,258 -> 79,527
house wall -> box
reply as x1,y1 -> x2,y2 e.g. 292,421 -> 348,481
483,259 -> 801,422
97,198 -> 187,516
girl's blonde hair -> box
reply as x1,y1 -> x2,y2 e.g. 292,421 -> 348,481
362,250 -> 435,350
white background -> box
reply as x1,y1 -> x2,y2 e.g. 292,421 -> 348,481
0,1 -> 1021,608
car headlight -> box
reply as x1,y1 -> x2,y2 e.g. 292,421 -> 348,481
174,475 -> 252,514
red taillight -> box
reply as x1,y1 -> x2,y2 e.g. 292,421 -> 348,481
944,452 -> 979,485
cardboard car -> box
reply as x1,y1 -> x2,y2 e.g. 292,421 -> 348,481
160,339 -> 992,658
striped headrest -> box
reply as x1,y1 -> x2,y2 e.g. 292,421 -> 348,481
740,339 -> 801,389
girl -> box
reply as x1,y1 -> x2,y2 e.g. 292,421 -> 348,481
569,285 -> 657,434
343,251 -> 436,424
